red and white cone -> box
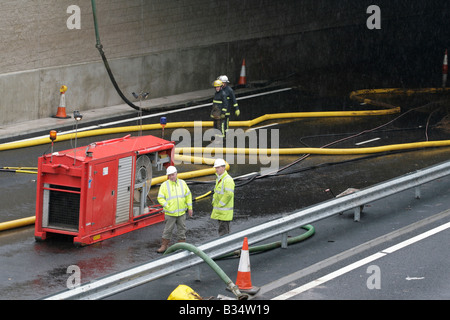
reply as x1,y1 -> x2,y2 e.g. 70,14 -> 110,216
53,85 -> 71,119
237,59 -> 247,87
443,49 -> 448,88
235,237 -> 259,295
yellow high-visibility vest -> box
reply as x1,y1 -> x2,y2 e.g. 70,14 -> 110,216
157,179 -> 192,216
211,171 -> 235,221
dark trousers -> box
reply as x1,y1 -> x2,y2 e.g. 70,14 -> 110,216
214,117 -> 230,138
214,116 -> 229,138
218,220 -> 230,236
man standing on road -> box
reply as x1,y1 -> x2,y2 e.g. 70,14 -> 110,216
156,166 -> 193,253
210,158 -> 235,236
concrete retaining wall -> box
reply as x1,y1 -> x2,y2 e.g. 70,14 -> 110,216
0,0 -> 448,125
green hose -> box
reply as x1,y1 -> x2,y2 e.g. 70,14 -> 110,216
164,242 -> 248,300
91,0 -> 101,48
163,226 -> 315,298
215,225 -> 315,259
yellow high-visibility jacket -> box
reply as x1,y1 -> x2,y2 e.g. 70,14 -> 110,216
157,179 -> 192,216
211,171 -> 235,221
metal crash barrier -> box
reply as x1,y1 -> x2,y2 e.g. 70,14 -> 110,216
45,159 -> 450,300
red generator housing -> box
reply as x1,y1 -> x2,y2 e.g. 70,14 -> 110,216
34,134 -> 174,246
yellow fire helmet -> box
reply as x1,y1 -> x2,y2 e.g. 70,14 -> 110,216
60,85 -> 68,93
213,79 -> 223,87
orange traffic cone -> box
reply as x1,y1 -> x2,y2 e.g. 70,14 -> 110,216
53,85 -> 71,119
235,237 -> 260,295
443,49 -> 448,88
237,59 -> 247,87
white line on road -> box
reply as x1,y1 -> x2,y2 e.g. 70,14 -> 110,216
245,123 -> 279,132
5,88 -> 292,145
272,220 -> 450,300
355,137 -> 381,145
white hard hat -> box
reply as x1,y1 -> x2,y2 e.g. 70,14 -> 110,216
213,158 -> 226,168
166,166 -> 177,175
218,75 -> 229,83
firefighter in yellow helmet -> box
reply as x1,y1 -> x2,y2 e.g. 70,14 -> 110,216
156,166 -> 193,253
210,158 -> 235,236
210,79 -> 228,141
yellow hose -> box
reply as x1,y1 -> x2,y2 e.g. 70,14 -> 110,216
0,108 -> 399,152
0,167 -> 38,174
177,140 -> 450,156
2,137 -> 446,232
0,216 -> 36,232
151,155 -> 229,185
349,87 -> 450,111
232,108 -> 400,128
194,191 -> 212,201
350,87 -> 450,98
13,170 -> 38,174
151,167 -> 217,185
0,87 -> 446,231
2,86 -> 447,153
4,139 -> 447,231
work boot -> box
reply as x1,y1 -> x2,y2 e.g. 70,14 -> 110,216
156,238 -> 170,253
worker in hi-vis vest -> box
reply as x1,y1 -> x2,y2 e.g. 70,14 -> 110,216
157,166 -> 193,253
211,158 -> 235,236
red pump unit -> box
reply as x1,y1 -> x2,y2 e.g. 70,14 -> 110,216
34,134 -> 174,246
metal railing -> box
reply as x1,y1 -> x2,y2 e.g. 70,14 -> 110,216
45,160 -> 450,300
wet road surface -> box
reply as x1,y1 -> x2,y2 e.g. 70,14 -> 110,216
1,84 -> 450,299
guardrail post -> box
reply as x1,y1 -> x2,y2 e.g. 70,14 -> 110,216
195,265 -> 201,281
415,186 -> 421,199
281,232 -> 288,248
354,206 -> 361,222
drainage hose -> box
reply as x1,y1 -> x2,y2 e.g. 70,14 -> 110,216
0,167 -> 37,174
0,109 -> 401,152
0,216 -> 36,232
164,242 -> 248,300
215,225 -> 315,259
91,0 -> 141,112
177,139 -> 450,156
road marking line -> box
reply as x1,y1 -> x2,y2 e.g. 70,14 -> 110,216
381,221 -> 450,254
245,123 -> 279,132
258,209 -> 450,298
405,276 -> 424,280
6,88 -> 292,145
272,252 -> 386,300
355,137 -> 380,145
272,221 -> 450,300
